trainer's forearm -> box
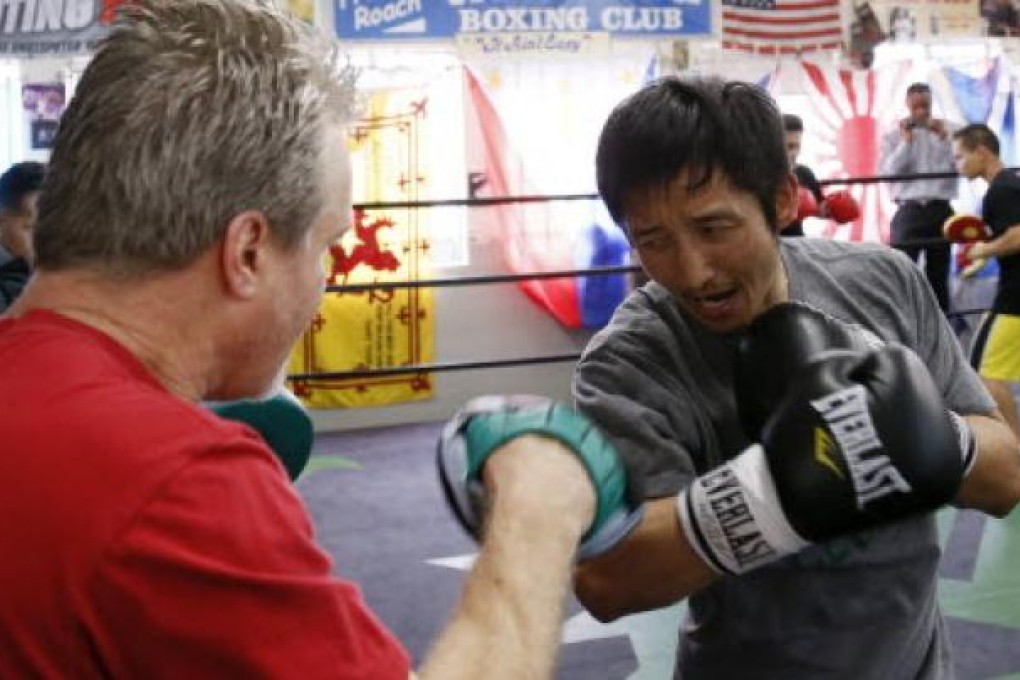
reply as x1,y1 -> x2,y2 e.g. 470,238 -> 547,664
419,499 -> 579,680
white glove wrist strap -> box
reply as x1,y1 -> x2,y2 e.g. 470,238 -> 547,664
947,410 -> 977,477
677,444 -> 809,575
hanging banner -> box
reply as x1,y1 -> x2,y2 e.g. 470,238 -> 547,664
869,0 -> 984,41
22,83 -> 66,149
334,0 -> 711,41
720,0 -> 843,56
0,0 -> 127,55
286,0 -> 316,22
455,30 -> 612,58
288,91 -> 435,409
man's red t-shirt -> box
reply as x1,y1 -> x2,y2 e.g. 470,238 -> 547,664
0,310 -> 410,678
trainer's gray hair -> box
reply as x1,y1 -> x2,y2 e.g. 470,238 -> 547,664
34,0 -> 357,275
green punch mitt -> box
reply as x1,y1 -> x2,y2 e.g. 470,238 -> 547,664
209,390 -> 313,481
437,395 -> 644,560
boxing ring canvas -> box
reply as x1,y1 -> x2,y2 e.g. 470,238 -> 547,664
300,422 -> 1020,679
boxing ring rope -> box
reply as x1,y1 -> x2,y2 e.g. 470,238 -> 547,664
348,168 -> 1018,211
288,352 -> 585,381
327,264 -> 637,294
292,170 -> 1004,383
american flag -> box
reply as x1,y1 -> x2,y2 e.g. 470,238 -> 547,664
721,0 -> 844,55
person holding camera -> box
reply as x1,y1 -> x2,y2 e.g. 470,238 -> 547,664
880,82 -> 960,313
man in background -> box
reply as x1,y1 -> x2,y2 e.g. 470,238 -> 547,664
0,161 -> 44,312
953,123 -> 1020,436
781,113 -> 825,237
880,82 -> 959,313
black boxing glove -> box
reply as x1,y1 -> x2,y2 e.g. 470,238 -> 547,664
737,302 -> 876,438
678,346 -> 972,575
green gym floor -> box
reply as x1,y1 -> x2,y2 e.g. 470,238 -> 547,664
298,423 -> 1020,679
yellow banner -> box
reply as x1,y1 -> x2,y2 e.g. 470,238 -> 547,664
288,90 -> 435,408
285,0 -> 315,22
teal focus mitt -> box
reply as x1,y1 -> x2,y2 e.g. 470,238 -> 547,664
437,395 -> 643,560
209,390 -> 314,481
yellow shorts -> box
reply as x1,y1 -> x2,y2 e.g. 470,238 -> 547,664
971,313 -> 1020,382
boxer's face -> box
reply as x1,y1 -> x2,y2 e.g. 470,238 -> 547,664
953,140 -> 983,180
906,91 -> 932,125
784,130 -> 803,166
624,170 -> 793,334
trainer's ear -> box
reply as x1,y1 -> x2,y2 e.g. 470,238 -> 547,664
774,173 -> 799,231
221,210 -> 271,298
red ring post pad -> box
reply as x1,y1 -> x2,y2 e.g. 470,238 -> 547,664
436,394 -> 644,561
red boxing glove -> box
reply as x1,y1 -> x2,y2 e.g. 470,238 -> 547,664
822,190 -> 860,224
796,186 -> 819,222
943,214 -> 991,243
956,243 -> 988,278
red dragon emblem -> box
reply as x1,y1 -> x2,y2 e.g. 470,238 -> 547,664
329,209 -> 401,285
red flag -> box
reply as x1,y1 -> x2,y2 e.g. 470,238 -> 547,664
461,66 -> 581,328
722,0 -> 843,55
100,0 -> 132,24
799,60 -> 913,243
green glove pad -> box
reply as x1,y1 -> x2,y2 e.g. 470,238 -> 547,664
209,390 -> 313,481
437,395 -> 643,560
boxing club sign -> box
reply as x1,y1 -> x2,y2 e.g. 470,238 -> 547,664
0,0 -> 129,55
334,0 -> 712,41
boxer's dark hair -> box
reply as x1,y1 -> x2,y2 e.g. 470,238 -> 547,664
782,113 -> 804,133
953,123 -> 1000,156
906,82 -> 931,97
596,76 -> 790,234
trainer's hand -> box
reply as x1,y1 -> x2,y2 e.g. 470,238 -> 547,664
208,389 -> 314,480
481,434 -> 596,542
437,395 -> 644,560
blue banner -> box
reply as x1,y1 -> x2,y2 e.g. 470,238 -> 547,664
335,1 -> 711,40
0,0 -> 120,55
